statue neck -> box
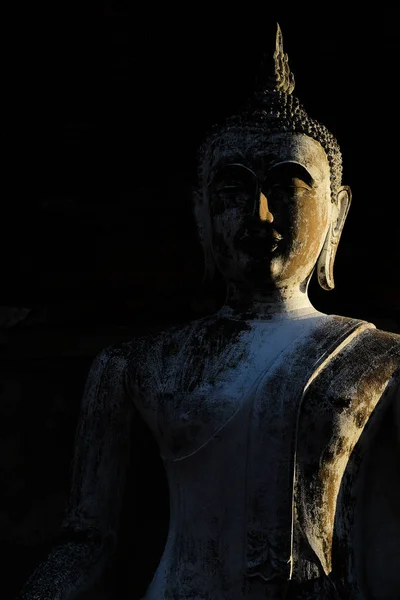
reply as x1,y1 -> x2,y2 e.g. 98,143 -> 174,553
218,281 -> 319,321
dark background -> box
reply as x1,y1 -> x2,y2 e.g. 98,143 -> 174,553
2,5 -> 399,599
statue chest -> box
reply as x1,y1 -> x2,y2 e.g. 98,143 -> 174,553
133,317 -> 319,462
139,357 -> 307,595
135,354 -> 272,462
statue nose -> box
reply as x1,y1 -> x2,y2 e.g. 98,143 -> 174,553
258,191 -> 274,223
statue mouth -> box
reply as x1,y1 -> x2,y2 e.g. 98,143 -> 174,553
237,230 -> 284,254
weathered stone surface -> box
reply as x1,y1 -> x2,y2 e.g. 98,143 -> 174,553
15,23 -> 400,600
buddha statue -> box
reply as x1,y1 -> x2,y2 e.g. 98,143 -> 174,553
17,24 -> 399,600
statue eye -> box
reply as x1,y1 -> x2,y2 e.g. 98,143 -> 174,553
263,178 -> 312,201
213,184 -> 254,206
272,183 -> 311,192
210,164 -> 258,208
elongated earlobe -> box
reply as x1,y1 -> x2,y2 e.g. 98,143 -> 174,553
317,224 -> 336,290
317,186 -> 352,291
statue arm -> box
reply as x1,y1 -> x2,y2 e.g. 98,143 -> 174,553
17,344 -> 135,600
395,367 -> 400,446
362,365 -> 400,599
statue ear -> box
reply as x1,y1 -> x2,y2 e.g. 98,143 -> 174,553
317,185 -> 352,291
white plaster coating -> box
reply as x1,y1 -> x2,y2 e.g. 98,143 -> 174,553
139,313 -> 330,599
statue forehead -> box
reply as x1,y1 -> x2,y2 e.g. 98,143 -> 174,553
212,132 -> 330,184
261,133 -> 330,183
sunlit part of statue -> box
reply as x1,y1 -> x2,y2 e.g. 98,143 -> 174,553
18,24 -> 399,600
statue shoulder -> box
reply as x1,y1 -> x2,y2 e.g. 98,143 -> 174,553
124,317 -> 207,360
326,316 -> 400,371
368,324 -> 400,343
91,341 -> 134,368
122,317 -> 209,394
304,321 -> 400,408
349,324 -> 400,371
86,342 -> 133,389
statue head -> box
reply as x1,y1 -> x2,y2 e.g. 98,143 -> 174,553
193,24 -> 351,295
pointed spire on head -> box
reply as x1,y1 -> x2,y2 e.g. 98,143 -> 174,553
265,23 -> 295,94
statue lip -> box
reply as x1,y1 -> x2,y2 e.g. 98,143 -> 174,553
237,230 -> 284,253
238,229 -> 283,243
271,231 -> 283,242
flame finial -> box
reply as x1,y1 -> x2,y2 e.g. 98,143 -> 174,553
266,23 -> 295,94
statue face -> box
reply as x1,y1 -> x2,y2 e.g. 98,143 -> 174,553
208,133 -> 332,288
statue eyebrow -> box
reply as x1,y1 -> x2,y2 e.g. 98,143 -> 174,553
266,161 -> 314,186
213,153 -> 247,171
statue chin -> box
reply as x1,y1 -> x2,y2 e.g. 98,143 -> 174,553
214,248 -> 314,293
